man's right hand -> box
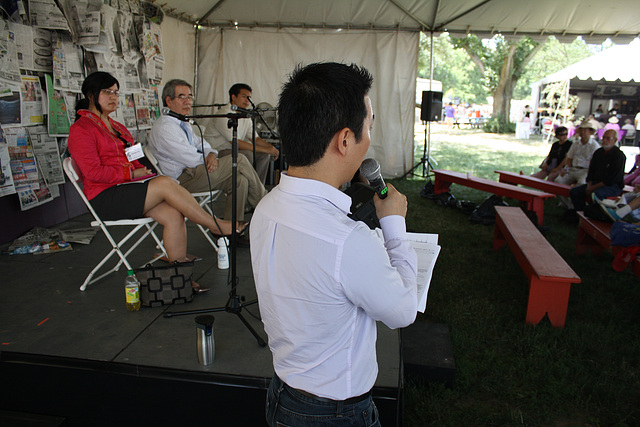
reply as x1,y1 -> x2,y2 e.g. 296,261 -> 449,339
373,183 -> 407,219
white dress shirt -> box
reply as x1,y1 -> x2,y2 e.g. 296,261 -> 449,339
148,114 -> 218,179
250,173 -> 418,400
206,103 -> 256,152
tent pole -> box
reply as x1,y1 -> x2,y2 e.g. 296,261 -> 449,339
427,30 -> 434,177
193,25 -> 200,99
403,30 -> 436,179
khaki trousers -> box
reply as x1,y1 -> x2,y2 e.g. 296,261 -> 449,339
219,149 -> 272,185
178,154 -> 267,221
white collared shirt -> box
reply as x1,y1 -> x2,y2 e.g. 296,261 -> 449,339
250,173 -> 418,400
149,114 -> 218,179
567,136 -> 600,169
206,103 -> 256,152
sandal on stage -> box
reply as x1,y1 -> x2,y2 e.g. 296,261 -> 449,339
192,282 -> 210,294
210,221 -> 249,240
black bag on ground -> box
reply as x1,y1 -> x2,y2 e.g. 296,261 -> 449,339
136,261 -> 195,307
583,202 -> 613,223
420,180 -> 435,198
469,195 -> 508,225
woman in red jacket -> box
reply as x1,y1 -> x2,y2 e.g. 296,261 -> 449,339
69,72 -> 241,292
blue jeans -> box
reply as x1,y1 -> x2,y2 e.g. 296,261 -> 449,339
266,375 -> 381,426
570,183 -> 623,211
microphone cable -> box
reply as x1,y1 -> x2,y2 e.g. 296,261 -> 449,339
192,120 -> 231,285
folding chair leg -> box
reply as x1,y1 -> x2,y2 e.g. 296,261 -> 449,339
80,223 -> 168,291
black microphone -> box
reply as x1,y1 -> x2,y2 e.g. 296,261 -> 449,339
247,96 -> 256,109
359,158 -> 388,199
230,104 -> 258,117
162,107 -> 189,122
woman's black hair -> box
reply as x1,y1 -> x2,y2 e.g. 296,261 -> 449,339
75,72 -> 119,120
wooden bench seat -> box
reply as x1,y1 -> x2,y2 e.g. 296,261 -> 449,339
493,206 -> 581,327
496,170 -> 634,197
496,170 -> 572,197
433,169 -> 555,225
576,212 -> 640,276
576,211 -> 615,256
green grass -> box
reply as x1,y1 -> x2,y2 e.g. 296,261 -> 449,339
392,126 -> 640,426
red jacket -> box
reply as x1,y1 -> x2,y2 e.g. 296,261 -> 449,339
68,110 -> 144,200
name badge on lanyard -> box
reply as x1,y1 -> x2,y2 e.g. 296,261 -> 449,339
125,144 -> 144,162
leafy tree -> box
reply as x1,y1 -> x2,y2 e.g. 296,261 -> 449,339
450,34 -> 544,123
418,33 -> 488,104
513,36 -> 593,99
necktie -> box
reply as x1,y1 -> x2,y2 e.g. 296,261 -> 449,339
180,121 -> 193,145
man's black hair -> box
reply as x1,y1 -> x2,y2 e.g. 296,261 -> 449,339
229,83 -> 252,103
277,62 -> 373,167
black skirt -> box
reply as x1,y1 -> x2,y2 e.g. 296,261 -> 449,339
89,181 -> 150,220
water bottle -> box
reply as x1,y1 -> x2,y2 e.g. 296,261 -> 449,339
124,270 -> 141,311
217,237 -> 229,269
195,315 -> 215,365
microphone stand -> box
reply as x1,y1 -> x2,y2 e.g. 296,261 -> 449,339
164,111 -> 267,348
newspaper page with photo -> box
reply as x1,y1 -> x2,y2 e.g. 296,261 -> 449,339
0,127 -> 17,197
20,75 -> 44,126
7,22 -> 52,72
29,0 -> 71,32
0,19 -> 21,84
0,83 -> 23,128
45,74 -> 71,136
27,125 -> 65,186
52,32 -> 84,92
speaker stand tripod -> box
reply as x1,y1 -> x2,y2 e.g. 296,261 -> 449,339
164,112 -> 266,348
402,120 -> 437,179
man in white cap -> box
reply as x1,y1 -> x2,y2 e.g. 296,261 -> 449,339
551,120 -> 600,210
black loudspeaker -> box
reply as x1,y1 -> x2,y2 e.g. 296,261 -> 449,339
421,90 -> 443,122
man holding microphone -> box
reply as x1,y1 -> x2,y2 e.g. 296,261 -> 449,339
250,62 -> 418,426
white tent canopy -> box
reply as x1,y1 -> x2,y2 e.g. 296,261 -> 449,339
160,0 -> 640,43
533,42 -> 640,87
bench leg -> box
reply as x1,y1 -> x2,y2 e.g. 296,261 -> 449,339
576,226 -> 605,256
493,222 -> 507,251
526,277 -> 571,328
433,179 -> 452,195
528,198 -> 545,225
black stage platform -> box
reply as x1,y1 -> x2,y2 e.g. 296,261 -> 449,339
0,212 -> 403,426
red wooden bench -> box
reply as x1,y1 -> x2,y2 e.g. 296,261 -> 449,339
496,170 -> 635,197
493,206 -> 581,328
433,169 -> 555,225
495,170 -> 572,197
576,212 -> 640,276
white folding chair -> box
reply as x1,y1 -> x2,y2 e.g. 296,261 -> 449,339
63,157 -> 168,291
142,145 -> 222,252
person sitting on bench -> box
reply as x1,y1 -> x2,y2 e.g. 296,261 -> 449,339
568,129 -> 626,220
595,184 -> 640,222
531,126 -> 572,181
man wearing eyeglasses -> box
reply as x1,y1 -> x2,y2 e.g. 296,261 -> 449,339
570,129 -> 625,214
149,79 -> 267,225
207,83 -> 280,184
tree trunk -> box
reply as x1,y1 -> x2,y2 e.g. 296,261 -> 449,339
492,44 -> 517,119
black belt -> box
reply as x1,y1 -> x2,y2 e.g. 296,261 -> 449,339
289,384 -> 372,405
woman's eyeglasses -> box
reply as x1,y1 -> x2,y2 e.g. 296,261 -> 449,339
101,89 -> 121,97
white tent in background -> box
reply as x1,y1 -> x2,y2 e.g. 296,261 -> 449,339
531,41 -> 640,122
